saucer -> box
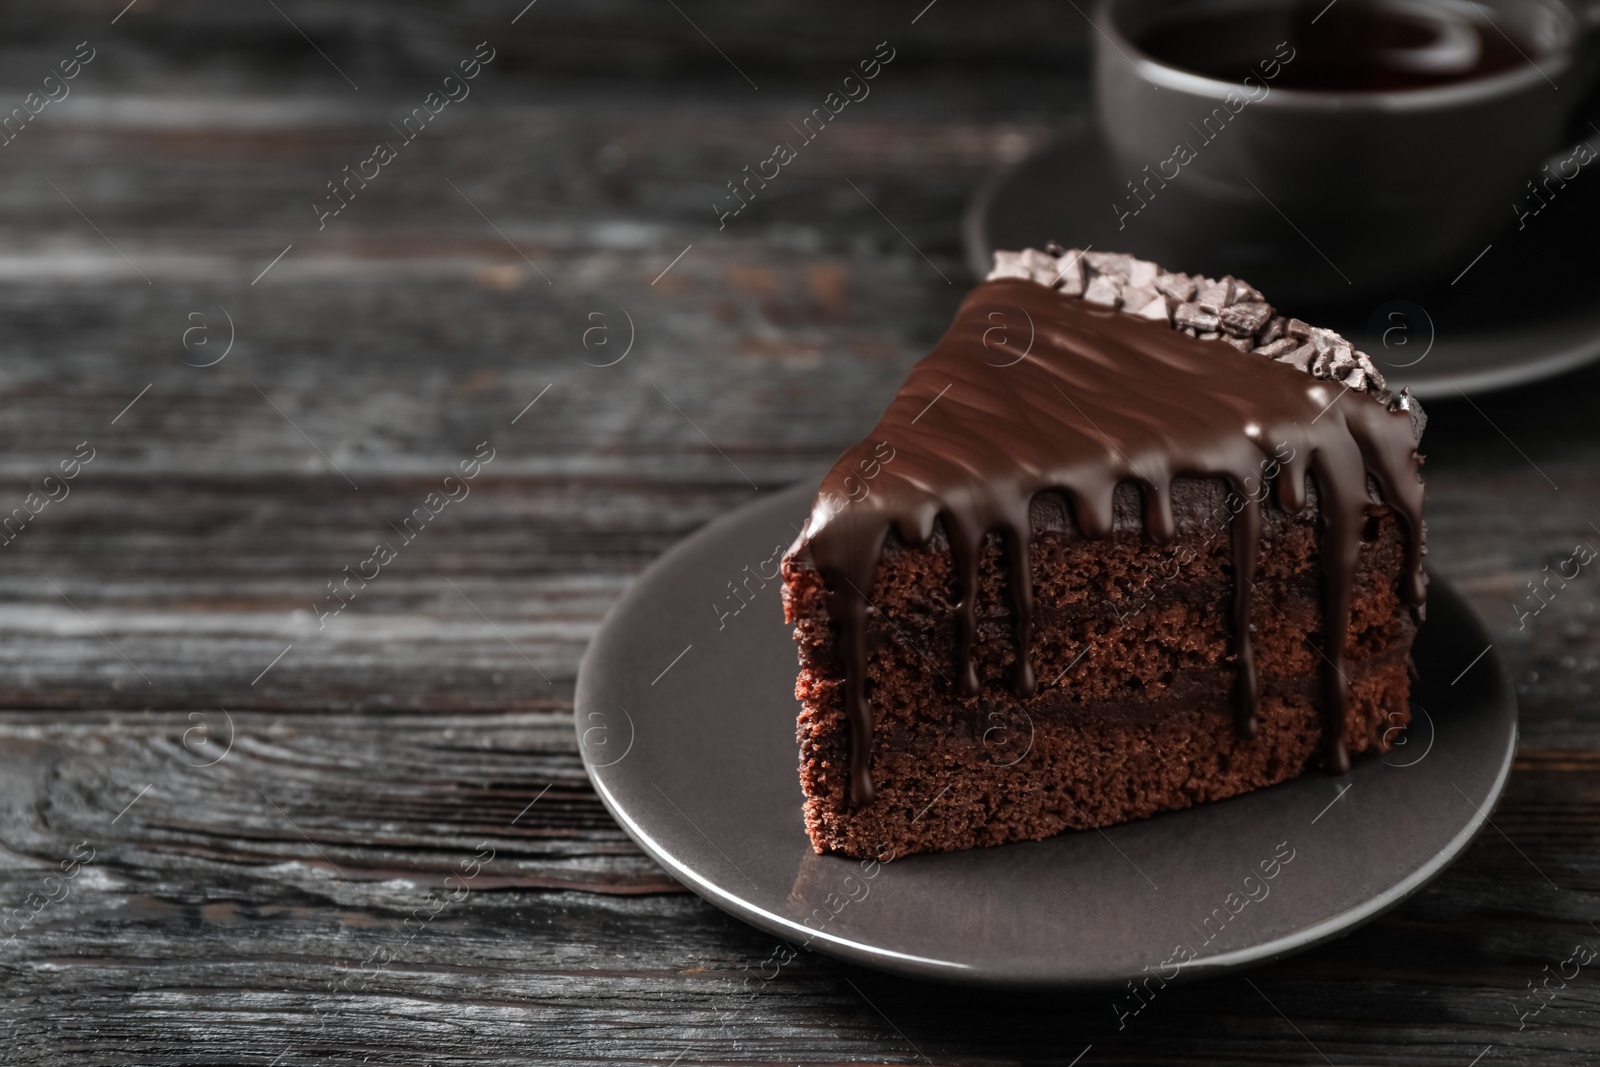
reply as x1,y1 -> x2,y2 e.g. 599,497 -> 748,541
576,481 -> 1518,987
964,118 -> 1600,399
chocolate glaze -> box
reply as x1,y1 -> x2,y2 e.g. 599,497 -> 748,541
792,278 -> 1426,806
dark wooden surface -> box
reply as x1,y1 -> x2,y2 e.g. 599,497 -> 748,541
2,3 -> 1599,1063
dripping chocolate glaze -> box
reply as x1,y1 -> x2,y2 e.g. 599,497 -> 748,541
791,278 -> 1426,807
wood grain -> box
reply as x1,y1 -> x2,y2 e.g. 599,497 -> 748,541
1,2 -> 1599,1063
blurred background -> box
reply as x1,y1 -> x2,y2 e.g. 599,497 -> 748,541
0,0 -> 1088,710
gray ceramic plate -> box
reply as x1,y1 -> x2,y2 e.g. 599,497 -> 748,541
964,119 -> 1600,401
576,481 -> 1517,987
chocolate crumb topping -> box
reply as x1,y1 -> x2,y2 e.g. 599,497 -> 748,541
989,246 -> 1427,439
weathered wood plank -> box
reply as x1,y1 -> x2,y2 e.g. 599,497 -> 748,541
4,715 -> 1600,1064
0,1 -> 1597,1062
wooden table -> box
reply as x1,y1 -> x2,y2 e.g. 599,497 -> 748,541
3,3 -> 1597,1063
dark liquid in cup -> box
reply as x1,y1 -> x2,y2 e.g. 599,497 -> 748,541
1138,2 -> 1534,91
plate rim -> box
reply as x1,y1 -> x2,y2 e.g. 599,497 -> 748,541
577,481 -> 1519,988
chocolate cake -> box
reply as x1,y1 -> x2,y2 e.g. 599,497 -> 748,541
782,246 -> 1427,860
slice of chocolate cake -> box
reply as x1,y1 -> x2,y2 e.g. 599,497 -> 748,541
782,246 -> 1427,860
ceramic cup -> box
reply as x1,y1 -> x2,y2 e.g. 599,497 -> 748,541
1093,0 -> 1600,301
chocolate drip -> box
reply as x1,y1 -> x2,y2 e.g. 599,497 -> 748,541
795,280 -> 1426,807
1228,477 -> 1261,739
1312,448 -> 1362,776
